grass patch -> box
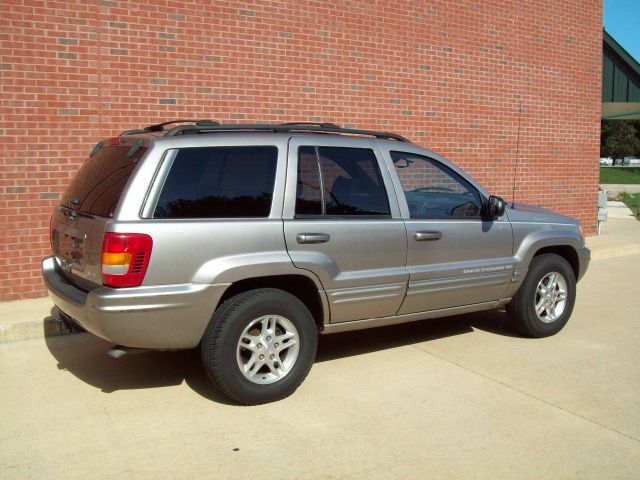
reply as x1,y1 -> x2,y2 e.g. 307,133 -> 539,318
619,192 -> 640,208
600,167 -> 640,184
618,192 -> 640,220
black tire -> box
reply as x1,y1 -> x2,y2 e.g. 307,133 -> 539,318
201,288 -> 318,405
506,253 -> 576,338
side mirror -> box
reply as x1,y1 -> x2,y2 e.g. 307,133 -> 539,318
484,195 -> 506,220
393,157 -> 413,169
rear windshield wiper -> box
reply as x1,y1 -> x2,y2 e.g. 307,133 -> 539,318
61,207 -> 94,220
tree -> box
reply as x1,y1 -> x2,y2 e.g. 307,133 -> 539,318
601,120 -> 640,164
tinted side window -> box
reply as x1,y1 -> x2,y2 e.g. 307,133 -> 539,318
154,146 -> 278,218
391,151 -> 482,219
295,146 -> 390,217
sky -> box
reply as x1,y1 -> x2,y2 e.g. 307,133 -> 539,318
603,0 -> 640,62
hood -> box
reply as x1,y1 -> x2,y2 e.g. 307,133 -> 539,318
507,202 -> 579,226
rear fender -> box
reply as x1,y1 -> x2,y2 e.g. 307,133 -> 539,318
192,252 -> 330,325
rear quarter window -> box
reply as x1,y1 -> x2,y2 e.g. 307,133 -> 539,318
61,144 -> 147,217
153,146 -> 278,218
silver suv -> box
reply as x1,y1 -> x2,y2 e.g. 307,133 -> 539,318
43,120 -> 590,404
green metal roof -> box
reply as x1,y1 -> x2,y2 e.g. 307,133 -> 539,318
602,30 -> 640,119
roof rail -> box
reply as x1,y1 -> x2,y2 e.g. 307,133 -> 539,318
280,122 -> 341,129
164,122 -> 411,142
121,119 -> 220,136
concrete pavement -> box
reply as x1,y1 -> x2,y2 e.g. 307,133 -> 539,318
601,183 -> 640,196
606,201 -> 636,219
1,254 -> 639,479
585,216 -> 640,260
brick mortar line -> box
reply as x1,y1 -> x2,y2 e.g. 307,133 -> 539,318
410,343 -> 640,444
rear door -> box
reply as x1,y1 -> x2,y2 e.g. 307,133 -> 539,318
381,148 -> 514,314
283,137 -> 408,323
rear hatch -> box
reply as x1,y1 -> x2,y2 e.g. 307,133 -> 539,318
50,138 -> 148,290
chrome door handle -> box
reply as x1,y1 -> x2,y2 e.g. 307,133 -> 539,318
414,231 -> 443,241
296,233 -> 331,244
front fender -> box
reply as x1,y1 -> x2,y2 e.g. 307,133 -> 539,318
513,227 -> 583,269
500,226 -> 584,300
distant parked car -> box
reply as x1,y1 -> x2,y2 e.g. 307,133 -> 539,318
599,157 -> 613,166
623,157 -> 640,166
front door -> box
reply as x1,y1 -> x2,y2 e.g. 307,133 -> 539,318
283,137 -> 408,323
385,149 -> 514,315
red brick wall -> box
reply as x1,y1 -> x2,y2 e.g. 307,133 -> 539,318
0,0 -> 602,301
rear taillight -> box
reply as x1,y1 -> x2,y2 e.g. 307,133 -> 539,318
101,232 -> 153,288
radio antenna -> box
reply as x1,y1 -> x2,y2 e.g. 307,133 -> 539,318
511,101 -> 523,205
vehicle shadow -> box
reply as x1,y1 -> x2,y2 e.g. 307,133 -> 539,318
316,308 -> 521,362
44,308 -> 520,405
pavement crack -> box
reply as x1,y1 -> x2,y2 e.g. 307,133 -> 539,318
411,344 -> 640,444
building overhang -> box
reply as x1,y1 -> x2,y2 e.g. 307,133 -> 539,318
602,30 -> 640,120
602,102 -> 640,120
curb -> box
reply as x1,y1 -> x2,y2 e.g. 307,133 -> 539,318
589,244 -> 640,261
0,312 -> 74,343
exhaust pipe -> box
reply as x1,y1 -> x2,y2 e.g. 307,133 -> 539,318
107,345 -> 150,358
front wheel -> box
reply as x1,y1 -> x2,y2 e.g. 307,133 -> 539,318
201,288 -> 318,405
506,253 -> 577,337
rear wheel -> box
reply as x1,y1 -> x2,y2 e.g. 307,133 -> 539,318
201,288 -> 318,405
506,254 -> 576,337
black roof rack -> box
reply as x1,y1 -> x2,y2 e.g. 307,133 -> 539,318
280,122 -> 341,129
163,121 -> 410,142
121,119 -> 220,136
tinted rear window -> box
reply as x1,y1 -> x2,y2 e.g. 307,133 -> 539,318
153,146 -> 278,218
61,144 -> 146,217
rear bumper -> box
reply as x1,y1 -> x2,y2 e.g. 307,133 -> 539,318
42,256 -> 229,349
577,246 -> 591,282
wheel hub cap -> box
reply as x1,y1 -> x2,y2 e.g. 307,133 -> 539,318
236,315 -> 300,385
534,271 -> 568,323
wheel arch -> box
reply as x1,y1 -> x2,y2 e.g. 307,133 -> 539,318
215,274 -> 329,329
514,228 -> 583,280
531,246 -> 580,280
